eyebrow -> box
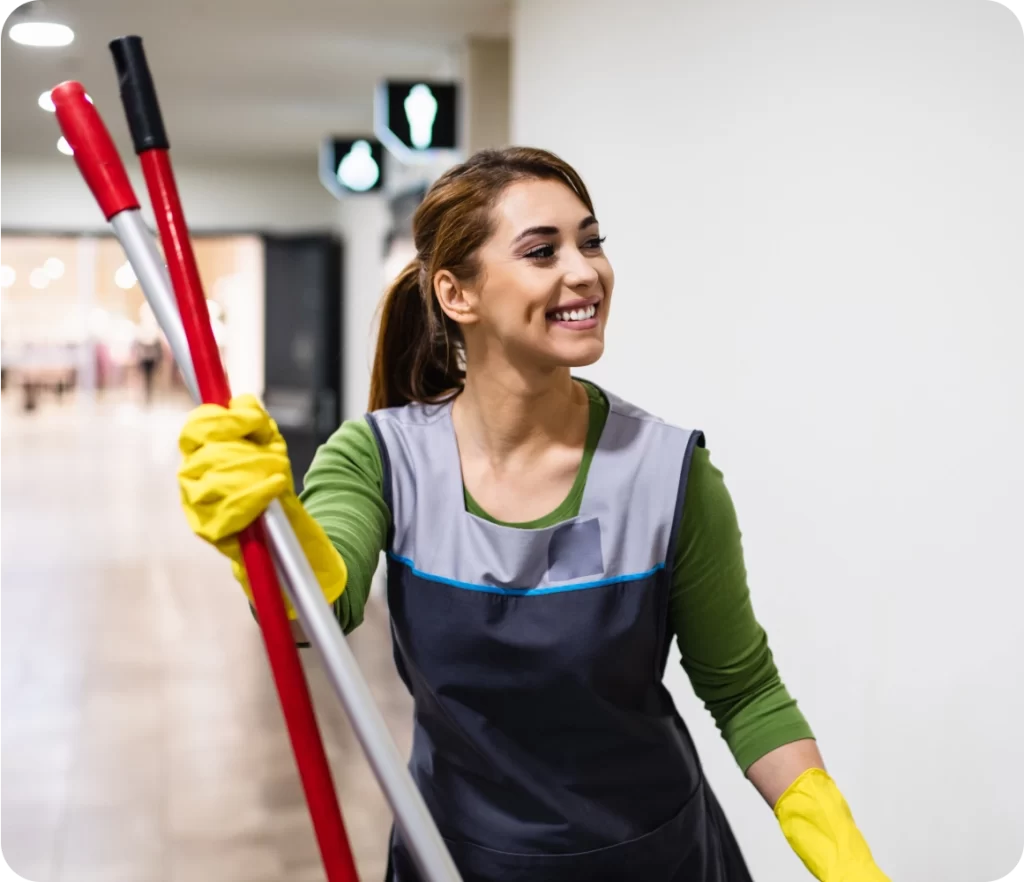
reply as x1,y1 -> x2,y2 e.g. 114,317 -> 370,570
511,215 -> 599,245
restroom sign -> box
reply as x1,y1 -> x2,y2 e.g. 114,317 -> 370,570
375,80 -> 459,164
319,137 -> 386,198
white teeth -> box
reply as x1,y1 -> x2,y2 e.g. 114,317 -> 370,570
551,304 -> 596,322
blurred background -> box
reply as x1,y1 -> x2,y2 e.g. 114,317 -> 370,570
1,1 -> 1022,881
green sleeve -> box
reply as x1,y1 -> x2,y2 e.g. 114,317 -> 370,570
670,445 -> 814,773
298,418 -> 389,634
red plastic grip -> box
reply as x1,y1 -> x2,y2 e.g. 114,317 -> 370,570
51,81 -> 139,220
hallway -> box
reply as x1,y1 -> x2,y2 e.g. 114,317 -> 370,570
1,391 -> 411,881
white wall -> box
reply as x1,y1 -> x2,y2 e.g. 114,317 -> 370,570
514,2 -> 1024,881
337,193 -> 391,419
465,37 -> 511,152
0,156 -> 337,233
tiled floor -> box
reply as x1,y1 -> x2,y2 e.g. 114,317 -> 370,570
1,390 -> 412,881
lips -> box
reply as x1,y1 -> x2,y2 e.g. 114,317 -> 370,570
545,297 -> 600,323
548,303 -> 597,322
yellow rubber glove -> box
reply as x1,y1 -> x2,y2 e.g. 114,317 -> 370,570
177,393 -> 346,618
775,768 -> 891,881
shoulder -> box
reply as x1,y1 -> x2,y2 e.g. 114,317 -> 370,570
585,380 -> 704,446
303,416 -> 383,489
322,415 -> 380,453
676,443 -> 741,555
367,398 -> 452,431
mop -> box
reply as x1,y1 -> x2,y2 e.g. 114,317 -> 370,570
50,34 -> 462,882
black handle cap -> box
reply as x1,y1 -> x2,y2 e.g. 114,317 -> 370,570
109,35 -> 169,153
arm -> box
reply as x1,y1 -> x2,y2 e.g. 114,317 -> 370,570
747,737 -> 825,806
671,447 -> 889,880
245,416 -> 389,644
671,445 -> 815,778
178,399 -> 388,641
291,417 -> 390,641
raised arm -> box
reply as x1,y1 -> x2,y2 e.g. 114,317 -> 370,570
297,417 -> 391,638
176,396 -> 388,642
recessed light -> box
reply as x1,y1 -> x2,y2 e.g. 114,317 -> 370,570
44,257 -> 65,279
57,136 -> 73,156
29,268 -> 49,290
0,265 -> 15,288
9,22 -> 74,48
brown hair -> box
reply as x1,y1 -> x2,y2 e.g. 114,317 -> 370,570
368,147 -> 596,411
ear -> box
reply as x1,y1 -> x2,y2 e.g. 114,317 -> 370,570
433,269 -> 480,327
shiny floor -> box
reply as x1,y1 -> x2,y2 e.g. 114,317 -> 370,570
1,389 -> 412,881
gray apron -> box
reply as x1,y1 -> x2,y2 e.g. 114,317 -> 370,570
367,385 -> 753,882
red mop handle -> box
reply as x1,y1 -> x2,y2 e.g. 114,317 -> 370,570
51,82 -> 139,221
53,73 -> 359,882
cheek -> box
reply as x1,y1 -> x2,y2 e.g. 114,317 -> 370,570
478,266 -> 551,327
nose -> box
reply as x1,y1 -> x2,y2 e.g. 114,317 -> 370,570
563,247 -> 600,290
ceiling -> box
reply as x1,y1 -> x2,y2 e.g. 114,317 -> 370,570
1,0 -> 510,164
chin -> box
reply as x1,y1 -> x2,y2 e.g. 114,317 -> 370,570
557,340 -> 605,368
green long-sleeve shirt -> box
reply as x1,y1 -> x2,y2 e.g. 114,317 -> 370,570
299,381 -> 813,772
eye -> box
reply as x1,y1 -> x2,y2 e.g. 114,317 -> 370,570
583,236 -> 607,250
524,244 -> 556,260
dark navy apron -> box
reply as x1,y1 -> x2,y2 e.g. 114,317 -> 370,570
366,385 -> 753,882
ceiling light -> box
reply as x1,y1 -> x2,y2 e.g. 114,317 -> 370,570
43,257 -> 65,279
57,136 -> 73,156
9,22 -> 74,48
39,89 -> 91,112
0,266 -> 15,288
29,268 -> 49,290
9,21 -> 73,47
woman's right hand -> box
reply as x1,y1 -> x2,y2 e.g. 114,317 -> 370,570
177,394 -> 347,616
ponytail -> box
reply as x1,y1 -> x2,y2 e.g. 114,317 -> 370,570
368,259 -> 464,412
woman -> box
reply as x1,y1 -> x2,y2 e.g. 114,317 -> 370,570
178,147 -> 890,881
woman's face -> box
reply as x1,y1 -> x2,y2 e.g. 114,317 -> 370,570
442,177 -> 614,372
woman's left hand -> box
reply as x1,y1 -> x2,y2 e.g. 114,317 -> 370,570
774,768 -> 891,881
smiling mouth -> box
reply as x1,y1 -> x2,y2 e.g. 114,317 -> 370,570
547,303 -> 598,323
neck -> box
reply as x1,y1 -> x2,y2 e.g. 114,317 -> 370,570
453,360 -> 588,466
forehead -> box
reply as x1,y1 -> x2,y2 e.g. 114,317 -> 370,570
491,178 -> 592,234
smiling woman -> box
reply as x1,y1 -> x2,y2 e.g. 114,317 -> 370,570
174,146 -> 891,882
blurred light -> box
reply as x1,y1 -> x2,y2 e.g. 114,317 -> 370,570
29,268 -> 49,290
9,22 -> 75,47
89,308 -> 111,336
38,89 -> 92,112
336,140 -> 380,192
43,257 -> 65,279
404,84 -> 438,149
57,136 -> 73,156
211,316 -> 227,346
0,265 -> 15,288
114,262 -> 136,289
